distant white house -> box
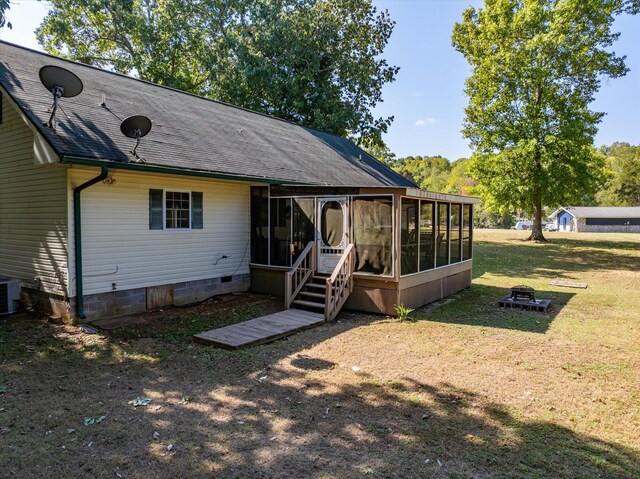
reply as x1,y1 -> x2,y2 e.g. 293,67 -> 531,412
549,207 -> 640,233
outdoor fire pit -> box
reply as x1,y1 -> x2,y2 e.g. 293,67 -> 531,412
510,285 -> 536,302
498,285 -> 551,312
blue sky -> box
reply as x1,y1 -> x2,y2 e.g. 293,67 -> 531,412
1,0 -> 638,160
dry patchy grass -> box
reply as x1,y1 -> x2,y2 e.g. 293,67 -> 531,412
0,230 -> 638,478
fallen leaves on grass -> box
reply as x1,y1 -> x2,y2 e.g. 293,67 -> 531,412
128,397 -> 152,407
84,415 -> 107,426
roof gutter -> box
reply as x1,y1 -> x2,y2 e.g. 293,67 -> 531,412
73,166 -> 109,319
60,156 -> 311,186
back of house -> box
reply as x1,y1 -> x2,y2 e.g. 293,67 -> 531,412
0,41 -> 478,322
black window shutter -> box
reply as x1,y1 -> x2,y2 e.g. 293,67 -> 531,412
149,189 -> 164,229
192,192 -> 203,229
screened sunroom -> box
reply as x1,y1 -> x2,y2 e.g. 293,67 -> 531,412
250,185 -> 478,317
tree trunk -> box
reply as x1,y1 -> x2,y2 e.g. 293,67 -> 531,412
526,184 -> 547,242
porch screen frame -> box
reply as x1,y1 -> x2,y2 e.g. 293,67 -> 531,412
436,202 -> 450,268
419,200 -> 436,272
250,191 -> 396,278
399,196 -> 474,278
350,194 -> 395,279
250,189 -> 317,269
400,198 -> 419,275
251,188 -> 474,278
250,186 -> 269,264
269,197 -> 316,268
462,204 -> 473,261
450,203 -> 463,264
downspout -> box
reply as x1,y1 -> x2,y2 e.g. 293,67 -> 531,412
73,166 -> 109,319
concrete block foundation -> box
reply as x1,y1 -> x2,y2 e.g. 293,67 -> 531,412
65,273 -> 250,322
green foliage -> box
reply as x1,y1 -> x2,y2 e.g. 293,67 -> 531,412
389,155 -> 479,197
0,0 -> 10,29
615,158 -> 640,205
445,157 -> 477,196
394,304 -> 414,322
597,142 -> 640,206
473,203 -> 515,229
36,0 -> 398,147
388,155 -> 452,191
452,0 -> 634,240
362,139 -> 397,165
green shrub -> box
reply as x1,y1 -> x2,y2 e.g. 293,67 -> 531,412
394,304 -> 415,321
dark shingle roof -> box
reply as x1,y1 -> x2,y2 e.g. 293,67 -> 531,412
0,41 -> 414,187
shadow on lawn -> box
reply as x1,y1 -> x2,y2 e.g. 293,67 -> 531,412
1,314 -> 638,479
473,238 -> 639,280
415,284 -> 575,334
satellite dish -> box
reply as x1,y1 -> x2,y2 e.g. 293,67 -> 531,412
120,115 -> 152,161
39,65 -> 84,128
120,115 -> 152,139
39,66 -> 84,97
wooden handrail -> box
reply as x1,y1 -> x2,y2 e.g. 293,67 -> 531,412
285,241 -> 315,309
325,243 -> 355,322
328,243 -> 354,283
290,241 -> 315,272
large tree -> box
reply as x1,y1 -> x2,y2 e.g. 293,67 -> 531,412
36,0 -> 398,146
598,142 -> 640,205
0,0 -> 10,29
452,0 -> 638,241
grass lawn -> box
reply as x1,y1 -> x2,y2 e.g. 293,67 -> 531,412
1,229 -> 638,478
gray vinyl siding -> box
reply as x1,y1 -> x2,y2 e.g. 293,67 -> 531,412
0,93 -> 68,295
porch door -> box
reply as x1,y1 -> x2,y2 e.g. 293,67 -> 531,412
317,197 -> 348,274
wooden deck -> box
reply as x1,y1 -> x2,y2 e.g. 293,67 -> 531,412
193,309 -> 325,349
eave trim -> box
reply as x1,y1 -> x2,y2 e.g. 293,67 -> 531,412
60,155 -> 312,185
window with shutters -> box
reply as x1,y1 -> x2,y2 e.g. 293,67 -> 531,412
149,189 -> 203,230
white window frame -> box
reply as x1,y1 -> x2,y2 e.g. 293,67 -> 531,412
163,189 -> 192,230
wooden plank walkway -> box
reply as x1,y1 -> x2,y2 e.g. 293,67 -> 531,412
550,280 -> 588,289
193,309 -> 325,349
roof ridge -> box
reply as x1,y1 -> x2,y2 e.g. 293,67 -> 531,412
0,40 -> 416,188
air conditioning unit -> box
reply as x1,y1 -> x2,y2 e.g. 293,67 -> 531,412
0,277 -> 21,315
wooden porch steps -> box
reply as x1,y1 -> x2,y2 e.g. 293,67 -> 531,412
291,274 -> 328,312
299,291 -> 325,299
292,299 -> 324,310
194,309 -> 324,349
285,242 -> 354,322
